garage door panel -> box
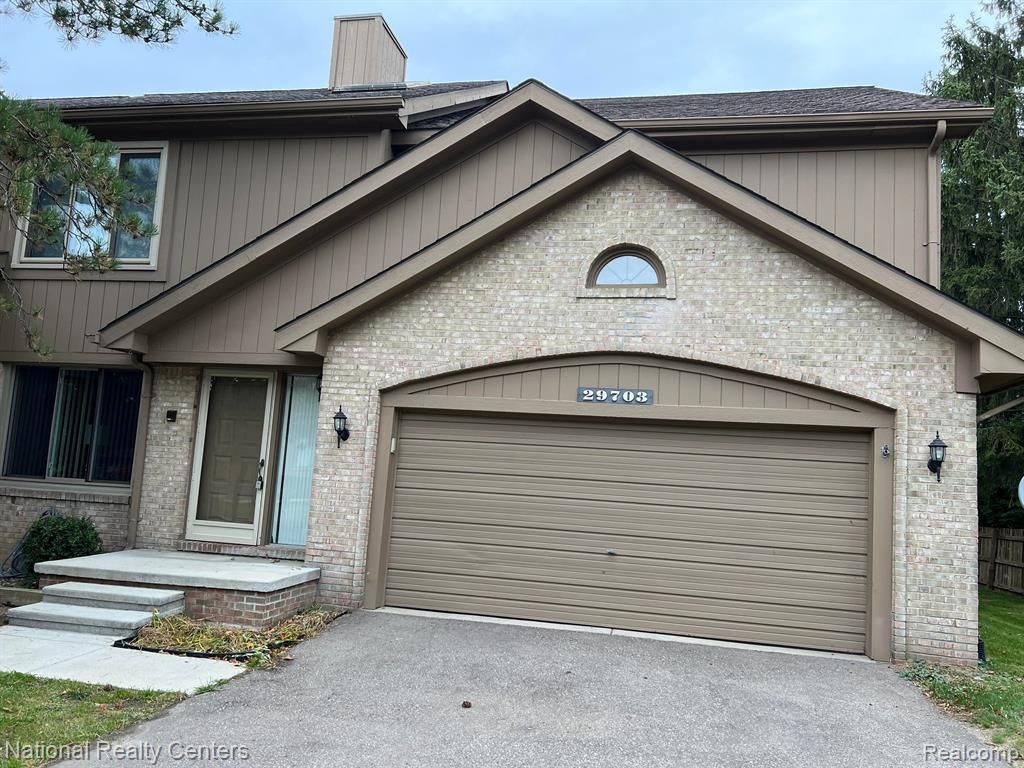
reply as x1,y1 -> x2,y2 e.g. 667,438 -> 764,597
392,486 -> 868,529
388,573 -> 866,634
396,464 -> 868,501
388,541 -> 867,610
398,436 -> 869,474
399,417 -> 871,463
397,442 -> 870,496
385,412 -> 871,653
386,591 -> 866,654
391,519 -> 867,574
395,469 -> 869,513
392,490 -> 868,552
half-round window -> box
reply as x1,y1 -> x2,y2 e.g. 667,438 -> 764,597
588,248 -> 665,287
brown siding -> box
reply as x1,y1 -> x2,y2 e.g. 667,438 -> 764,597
164,136 -> 371,284
0,135 -> 374,357
409,358 -> 855,412
686,148 -> 929,281
329,16 -> 406,89
148,121 -> 593,358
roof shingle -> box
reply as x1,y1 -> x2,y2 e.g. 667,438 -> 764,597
33,81 -> 505,110
578,85 -> 980,121
33,82 -> 982,126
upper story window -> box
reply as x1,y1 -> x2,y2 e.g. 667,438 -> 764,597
14,142 -> 168,270
4,365 -> 143,484
587,248 -> 665,287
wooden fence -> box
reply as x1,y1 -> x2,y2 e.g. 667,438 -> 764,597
979,527 -> 1024,594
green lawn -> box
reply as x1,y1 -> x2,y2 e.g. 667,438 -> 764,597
979,588 -> 1024,676
0,672 -> 180,768
902,587 -> 1024,752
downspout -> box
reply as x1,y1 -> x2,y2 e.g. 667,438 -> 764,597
926,119 -> 947,287
125,352 -> 154,550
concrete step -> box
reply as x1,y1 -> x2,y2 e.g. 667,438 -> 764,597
42,581 -> 184,616
7,602 -> 155,638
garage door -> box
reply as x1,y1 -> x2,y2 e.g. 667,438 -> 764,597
384,412 -> 871,653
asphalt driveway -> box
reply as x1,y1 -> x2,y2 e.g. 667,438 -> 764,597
61,610 -> 1008,767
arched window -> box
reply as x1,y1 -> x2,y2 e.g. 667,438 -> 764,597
587,248 -> 665,287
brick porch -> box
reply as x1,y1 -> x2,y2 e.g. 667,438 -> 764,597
35,550 -> 320,630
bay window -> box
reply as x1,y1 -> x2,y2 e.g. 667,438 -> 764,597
4,366 -> 143,484
15,143 -> 167,269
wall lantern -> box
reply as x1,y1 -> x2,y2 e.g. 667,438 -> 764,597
333,407 -> 350,446
927,431 -> 948,482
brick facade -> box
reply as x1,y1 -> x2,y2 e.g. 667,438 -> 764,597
309,170 -> 977,664
135,367 -> 200,550
0,484 -> 130,563
38,575 -> 317,630
131,170 -> 978,663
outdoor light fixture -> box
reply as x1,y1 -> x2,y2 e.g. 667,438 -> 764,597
928,431 -> 948,482
333,407 -> 350,446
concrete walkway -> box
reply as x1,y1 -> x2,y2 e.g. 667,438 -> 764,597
0,625 -> 244,694
58,610 -> 1010,767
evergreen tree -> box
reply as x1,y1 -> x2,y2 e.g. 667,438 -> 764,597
0,0 -> 234,353
928,0 -> 1024,525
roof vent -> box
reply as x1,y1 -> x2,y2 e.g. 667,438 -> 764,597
329,14 -> 408,90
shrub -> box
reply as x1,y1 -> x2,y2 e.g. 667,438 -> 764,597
20,515 -> 101,586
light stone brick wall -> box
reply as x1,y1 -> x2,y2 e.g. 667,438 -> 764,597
310,169 -> 978,664
0,485 -> 130,561
135,367 -> 200,550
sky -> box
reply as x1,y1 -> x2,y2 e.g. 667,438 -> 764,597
0,0 -> 990,101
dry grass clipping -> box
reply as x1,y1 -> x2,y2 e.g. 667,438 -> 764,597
132,606 -> 340,667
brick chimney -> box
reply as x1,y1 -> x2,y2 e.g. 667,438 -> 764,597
328,14 -> 407,90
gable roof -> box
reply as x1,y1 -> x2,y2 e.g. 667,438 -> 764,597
96,79 -> 1024,393
271,131 -> 1024,395
97,80 -> 620,350
379,85 -> 992,133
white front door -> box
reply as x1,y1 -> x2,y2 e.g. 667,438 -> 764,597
186,371 -> 276,545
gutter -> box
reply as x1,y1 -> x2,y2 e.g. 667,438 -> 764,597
45,95 -> 406,121
926,119 -> 947,287
125,351 -> 154,550
607,107 -> 993,132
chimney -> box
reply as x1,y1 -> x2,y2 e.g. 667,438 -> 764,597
328,14 -> 407,90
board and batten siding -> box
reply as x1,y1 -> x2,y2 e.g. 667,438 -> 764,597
685,148 -> 930,282
0,135 -> 376,357
329,16 -> 406,89
148,121 -> 593,358
407,357 -> 859,412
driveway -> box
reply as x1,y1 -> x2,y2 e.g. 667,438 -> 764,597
61,611 -> 1008,767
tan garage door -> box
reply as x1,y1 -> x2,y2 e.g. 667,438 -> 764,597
385,412 -> 871,653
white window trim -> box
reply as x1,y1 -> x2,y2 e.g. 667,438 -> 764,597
11,140 -> 169,271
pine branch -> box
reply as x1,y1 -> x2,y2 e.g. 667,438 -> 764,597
11,0 -> 237,43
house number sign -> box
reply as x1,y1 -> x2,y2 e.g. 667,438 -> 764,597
577,387 -> 654,405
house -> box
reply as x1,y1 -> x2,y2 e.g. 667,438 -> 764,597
0,13 -> 1014,663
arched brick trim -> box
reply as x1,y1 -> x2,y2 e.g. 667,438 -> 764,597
574,232 -> 679,299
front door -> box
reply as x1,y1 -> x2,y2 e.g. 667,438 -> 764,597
186,371 -> 275,544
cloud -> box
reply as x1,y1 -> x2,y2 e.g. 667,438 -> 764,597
0,0 -> 983,99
